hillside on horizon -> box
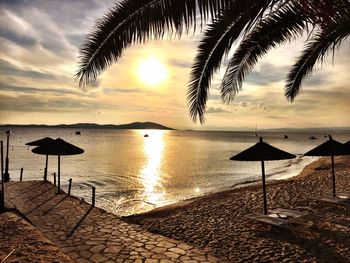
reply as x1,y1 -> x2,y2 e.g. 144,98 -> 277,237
0,122 -> 174,130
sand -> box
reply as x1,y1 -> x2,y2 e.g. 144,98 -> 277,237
125,156 -> 350,262
0,211 -> 74,263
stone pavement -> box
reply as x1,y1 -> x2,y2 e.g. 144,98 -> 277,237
5,181 -> 221,263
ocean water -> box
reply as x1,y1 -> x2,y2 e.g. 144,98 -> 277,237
1,128 -> 349,216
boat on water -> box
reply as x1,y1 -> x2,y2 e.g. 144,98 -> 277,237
254,123 -> 258,137
75,131 -> 81,135
308,136 -> 317,140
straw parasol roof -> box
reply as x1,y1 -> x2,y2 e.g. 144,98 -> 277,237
32,138 -> 84,156
26,137 -> 54,146
32,138 -> 84,193
304,135 -> 349,197
231,137 -> 296,215
231,137 -> 295,161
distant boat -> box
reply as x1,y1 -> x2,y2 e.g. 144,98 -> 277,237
75,131 -> 81,135
254,123 -> 258,137
284,135 -> 288,139
144,134 -> 149,137
309,136 -> 317,140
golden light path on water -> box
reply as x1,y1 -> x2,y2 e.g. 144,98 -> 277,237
139,130 -> 166,205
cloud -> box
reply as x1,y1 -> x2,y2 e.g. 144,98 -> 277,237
66,33 -> 85,48
168,59 -> 192,69
0,81 -> 86,97
266,116 -> 288,119
0,59 -> 58,80
0,28 -> 37,48
246,63 -> 288,85
206,107 -> 230,114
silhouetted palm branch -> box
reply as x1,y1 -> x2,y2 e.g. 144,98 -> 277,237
187,1 -> 269,123
76,0 -> 236,86
286,16 -> 350,100
221,2 -> 307,102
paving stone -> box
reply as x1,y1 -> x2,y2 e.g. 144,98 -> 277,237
153,247 -> 168,255
90,244 -> 106,253
90,253 -> 109,262
80,250 -> 92,258
164,251 -> 180,259
104,245 -> 123,254
158,241 -> 176,248
5,181 -> 220,263
169,247 -> 186,255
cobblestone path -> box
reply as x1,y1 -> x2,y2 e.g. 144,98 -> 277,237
5,181 -> 221,263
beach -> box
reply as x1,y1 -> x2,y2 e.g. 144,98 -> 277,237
126,156 -> 350,262
1,156 -> 349,262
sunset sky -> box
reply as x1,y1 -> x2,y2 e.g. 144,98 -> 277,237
1,0 -> 349,130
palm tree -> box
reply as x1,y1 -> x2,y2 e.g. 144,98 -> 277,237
76,0 -> 350,124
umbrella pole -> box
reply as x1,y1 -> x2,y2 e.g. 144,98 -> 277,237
58,155 -> 60,194
331,155 -> 336,197
44,155 -> 48,182
261,160 -> 268,215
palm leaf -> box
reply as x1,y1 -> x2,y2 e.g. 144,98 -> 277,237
76,0 -> 281,87
187,1 -> 269,123
76,0 -> 236,86
221,2 -> 307,102
285,17 -> 350,100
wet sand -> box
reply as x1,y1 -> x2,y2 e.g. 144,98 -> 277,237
126,156 -> 350,262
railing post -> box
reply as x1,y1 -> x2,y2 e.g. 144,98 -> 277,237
0,141 -> 4,211
92,186 -> 95,207
20,168 -> 23,182
53,172 -> 56,187
68,178 -> 72,195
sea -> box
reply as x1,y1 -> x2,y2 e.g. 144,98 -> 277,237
1,127 -> 349,216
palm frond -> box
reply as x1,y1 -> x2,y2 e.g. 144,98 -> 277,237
187,0 -> 270,123
76,0 -> 236,86
76,0 -> 281,87
221,2 -> 307,102
285,17 -> 350,100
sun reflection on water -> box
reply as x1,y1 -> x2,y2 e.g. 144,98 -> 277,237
139,130 -> 165,204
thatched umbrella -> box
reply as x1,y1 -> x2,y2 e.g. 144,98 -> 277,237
26,137 -> 54,182
32,138 -> 84,193
304,135 -> 348,197
230,137 -> 296,215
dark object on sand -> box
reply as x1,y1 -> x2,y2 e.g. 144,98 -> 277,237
284,135 -> 288,139
230,137 -> 296,215
26,137 -> 54,182
75,131 -> 81,135
304,135 -> 349,197
144,134 -> 149,137
309,136 -> 317,140
32,138 -> 84,193
344,140 -> 350,154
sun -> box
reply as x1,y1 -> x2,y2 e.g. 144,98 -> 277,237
138,57 -> 167,86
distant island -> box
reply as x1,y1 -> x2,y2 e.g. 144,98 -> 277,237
0,122 -> 174,130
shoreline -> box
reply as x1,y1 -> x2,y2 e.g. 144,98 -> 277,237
130,156 -> 319,216
125,156 -> 350,262
125,156 -> 326,217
